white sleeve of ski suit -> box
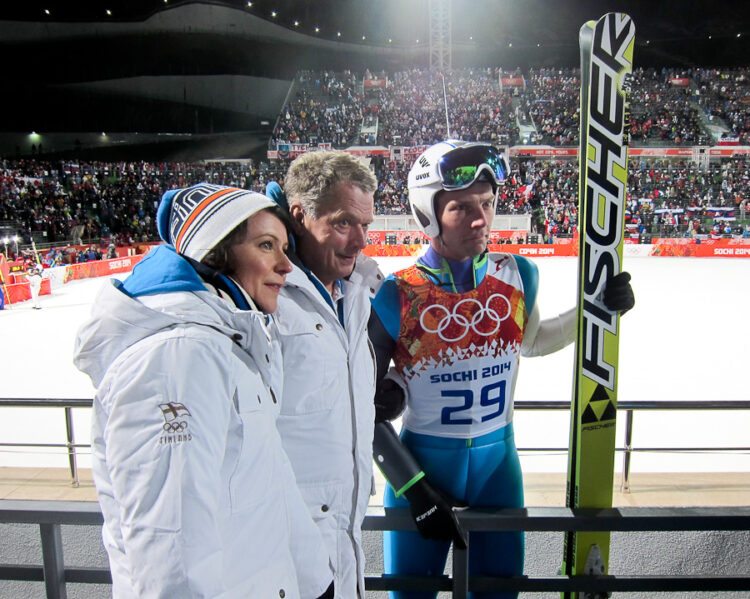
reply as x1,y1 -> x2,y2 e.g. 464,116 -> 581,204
521,304 -> 577,358
100,335 -> 245,599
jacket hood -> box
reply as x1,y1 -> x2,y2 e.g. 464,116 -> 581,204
121,244 -> 205,297
73,245 -> 270,388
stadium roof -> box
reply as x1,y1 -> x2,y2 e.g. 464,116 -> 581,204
0,0 -> 747,157
1,0 -> 748,69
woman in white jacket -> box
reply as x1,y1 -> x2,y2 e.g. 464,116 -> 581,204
74,183 -> 334,599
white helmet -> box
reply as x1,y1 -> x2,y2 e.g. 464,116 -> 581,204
407,140 -> 509,238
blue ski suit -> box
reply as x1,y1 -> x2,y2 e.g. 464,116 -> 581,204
370,247 -> 576,599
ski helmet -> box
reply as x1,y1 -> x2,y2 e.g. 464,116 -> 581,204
407,140 -> 509,238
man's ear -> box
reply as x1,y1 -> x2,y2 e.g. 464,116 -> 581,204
289,203 -> 306,235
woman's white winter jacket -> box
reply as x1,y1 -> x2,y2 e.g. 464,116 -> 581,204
73,246 -> 331,599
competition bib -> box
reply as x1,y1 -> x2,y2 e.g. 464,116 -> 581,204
393,254 -> 528,438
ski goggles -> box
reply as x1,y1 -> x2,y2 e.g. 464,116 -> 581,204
437,144 -> 510,190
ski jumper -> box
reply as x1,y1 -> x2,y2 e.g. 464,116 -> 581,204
371,247 -> 545,599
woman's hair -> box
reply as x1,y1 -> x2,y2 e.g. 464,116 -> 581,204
283,151 -> 377,218
201,205 -> 291,275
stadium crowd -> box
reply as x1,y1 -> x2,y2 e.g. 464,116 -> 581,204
519,68 -> 580,146
1,153 -> 747,259
273,70 -> 365,146
270,67 -> 749,149
0,159 -> 286,257
693,68 -> 750,146
2,67 -> 749,257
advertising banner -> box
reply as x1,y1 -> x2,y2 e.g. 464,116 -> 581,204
364,78 -> 388,89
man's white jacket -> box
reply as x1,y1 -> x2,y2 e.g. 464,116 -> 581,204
274,253 -> 383,598
73,246 -> 331,599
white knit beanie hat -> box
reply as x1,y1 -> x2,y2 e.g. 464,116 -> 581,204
157,183 -> 276,262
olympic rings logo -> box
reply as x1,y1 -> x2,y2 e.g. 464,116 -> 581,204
163,421 -> 188,433
420,295 -> 511,342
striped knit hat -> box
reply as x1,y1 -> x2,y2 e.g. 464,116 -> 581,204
156,183 -> 276,262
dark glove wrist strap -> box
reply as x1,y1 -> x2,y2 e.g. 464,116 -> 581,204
397,471 -> 425,498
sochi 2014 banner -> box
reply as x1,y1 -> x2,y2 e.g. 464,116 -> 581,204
362,244 -> 579,258
64,255 -> 146,283
650,244 -> 750,257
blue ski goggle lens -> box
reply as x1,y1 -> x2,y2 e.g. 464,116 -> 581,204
438,144 -> 509,190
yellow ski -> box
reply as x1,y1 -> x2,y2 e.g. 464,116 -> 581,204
562,12 -> 635,599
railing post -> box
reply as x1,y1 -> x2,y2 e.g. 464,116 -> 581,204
40,523 -> 67,599
621,409 -> 634,493
64,407 -> 79,487
452,541 -> 469,599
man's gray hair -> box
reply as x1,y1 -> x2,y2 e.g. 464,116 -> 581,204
284,151 -> 377,218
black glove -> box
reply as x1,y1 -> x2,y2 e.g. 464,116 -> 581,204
602,271 -> 635,314
375,378 -> 406,423
316,581 -> 334,599
403,477 -> 468,549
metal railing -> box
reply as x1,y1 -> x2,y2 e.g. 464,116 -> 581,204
1,500 -> 749,598
2,398 -> 749,488
0,399 -> 90,487
511,400 -> 750,493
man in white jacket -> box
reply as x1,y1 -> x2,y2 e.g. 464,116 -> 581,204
268,151 -> 383,598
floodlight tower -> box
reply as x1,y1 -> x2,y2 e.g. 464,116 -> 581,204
428,0 -> 451,71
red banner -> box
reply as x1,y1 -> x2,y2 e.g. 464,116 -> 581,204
364,78 -> 388,89
630,147 -> 694,156
2,277 -> 51,304
500,77 -> 525,87
670,78 -> 690,86
0,254 -> 9,286
268,146 -> 391,160
510,147 -> 578,157
650,244 -> 750,257
501,244 -> 577,256
269,145 -> 750,162
65,255 -> 145,282
362,245 -> 426,258
718,136 -> 740,146
402,145 -> 428,162
367,230 -> 524,244
709,147 -> 750,156
650,237 -> 749,246
345,147 -> 391,157
2,255 -> 147,306
362,244 -> 578,258
360,242 -> 750,260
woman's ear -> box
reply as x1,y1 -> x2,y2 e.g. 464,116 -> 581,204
289,203 -> 306,235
